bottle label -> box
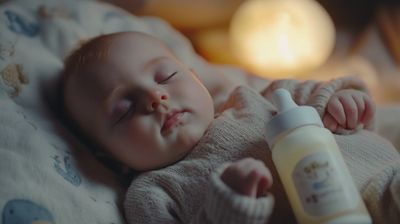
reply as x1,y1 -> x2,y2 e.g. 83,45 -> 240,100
292,151 -> 358,217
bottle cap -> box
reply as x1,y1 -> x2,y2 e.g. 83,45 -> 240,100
265,88 -> 323,148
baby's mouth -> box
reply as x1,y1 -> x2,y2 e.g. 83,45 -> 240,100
161,109 -> 187,134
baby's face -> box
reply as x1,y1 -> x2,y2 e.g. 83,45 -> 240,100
65,32 -> 214,170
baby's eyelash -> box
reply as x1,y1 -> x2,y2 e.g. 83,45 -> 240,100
114,101 -> 135,125
160,71 -> 178,84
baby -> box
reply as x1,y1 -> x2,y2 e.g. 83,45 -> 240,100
62,31 -> 376,223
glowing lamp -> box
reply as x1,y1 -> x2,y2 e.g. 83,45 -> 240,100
230,0 -> 335,78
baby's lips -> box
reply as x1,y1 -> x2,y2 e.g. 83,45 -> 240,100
161,109 -> 185,134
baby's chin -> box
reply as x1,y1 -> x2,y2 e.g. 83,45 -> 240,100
136,123 -> 209,171
154,139 -> 202,170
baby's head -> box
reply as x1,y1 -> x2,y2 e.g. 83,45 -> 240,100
63,31 -> 214,171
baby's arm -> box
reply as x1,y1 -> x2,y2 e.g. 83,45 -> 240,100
323,89 -> 375,132
125,159 -> 274,224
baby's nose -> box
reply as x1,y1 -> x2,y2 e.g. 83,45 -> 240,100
147,90 -> 169,112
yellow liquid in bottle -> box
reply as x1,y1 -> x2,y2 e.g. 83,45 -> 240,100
272,125 -> 371,224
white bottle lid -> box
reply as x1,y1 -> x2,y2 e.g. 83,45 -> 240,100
265,88 -> 323,148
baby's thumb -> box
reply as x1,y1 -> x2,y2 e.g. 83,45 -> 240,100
256,174 -> 273,198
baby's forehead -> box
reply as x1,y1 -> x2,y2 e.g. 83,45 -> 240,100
107,32 -> 164,47
65,32 -> 174,82
80,32 -> 162,59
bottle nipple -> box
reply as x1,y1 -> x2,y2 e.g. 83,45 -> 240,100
272,89 -> 298,113
265,88 -> 323,148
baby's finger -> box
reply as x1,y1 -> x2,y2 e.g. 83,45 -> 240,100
361,95 -> 376,125
256,162 -> 273,189
231,158 -> 271,197
256,175 -> 271,197
254,164 -> 273,197
327,97 -> 346,126
246,171 -> 265,197
244,160 -> 273,197
323,113 -> 338,132
340,96 -> 358,129
352,94 -> 365,123
244,160 -> 273,185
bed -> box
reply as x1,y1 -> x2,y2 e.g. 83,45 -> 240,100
0,0 -> 399,223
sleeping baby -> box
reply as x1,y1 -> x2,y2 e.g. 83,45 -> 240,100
61,31 -> 400,223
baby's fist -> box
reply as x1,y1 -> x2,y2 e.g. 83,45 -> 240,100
323,89 -> 375,132
220,158 -> 272,198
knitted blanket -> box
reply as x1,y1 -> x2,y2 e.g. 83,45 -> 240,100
125,86 -> 400,224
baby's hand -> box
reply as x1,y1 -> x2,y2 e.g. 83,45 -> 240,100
323,89 -> 375,132
220,158 -> 272,198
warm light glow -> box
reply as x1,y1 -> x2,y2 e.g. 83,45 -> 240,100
230,0 -> 336,78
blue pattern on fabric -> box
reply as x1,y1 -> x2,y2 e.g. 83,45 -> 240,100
53,152 -> 82,186
2,199 -> 54,224
4,10 -> 39,37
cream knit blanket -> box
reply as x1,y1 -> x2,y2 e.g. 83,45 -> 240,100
125,83 -> 400,223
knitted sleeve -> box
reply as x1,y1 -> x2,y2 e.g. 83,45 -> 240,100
124,167 -> 274,224
197,165 -> 274,224
260,75 -> 373,133
124,181 -> 178,224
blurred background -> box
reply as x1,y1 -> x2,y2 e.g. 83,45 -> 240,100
107,0 -> 400,104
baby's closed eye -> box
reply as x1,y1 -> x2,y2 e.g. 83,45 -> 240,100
157,71 -> 178,84
113,99 -> 135,125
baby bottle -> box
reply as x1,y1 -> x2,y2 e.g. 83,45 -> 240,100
265,88 -> 371,224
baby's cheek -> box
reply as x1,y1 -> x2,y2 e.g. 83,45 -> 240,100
177,122 -> 203,147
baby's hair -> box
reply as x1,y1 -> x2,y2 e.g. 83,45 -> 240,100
61,34 -> 114,130
63,34 -> 113,82
60,35 -> 112,153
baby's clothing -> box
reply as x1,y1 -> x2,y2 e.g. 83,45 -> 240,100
124,78 -> 400,224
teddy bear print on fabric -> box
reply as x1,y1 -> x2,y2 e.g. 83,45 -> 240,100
37,4 -> 71,19
0,64 -> 28,98
0,40 -> 16,61
2,199 -> 54,224
1,8 -> 36,98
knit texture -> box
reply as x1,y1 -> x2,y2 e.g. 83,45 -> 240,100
124,84 -> 399,224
